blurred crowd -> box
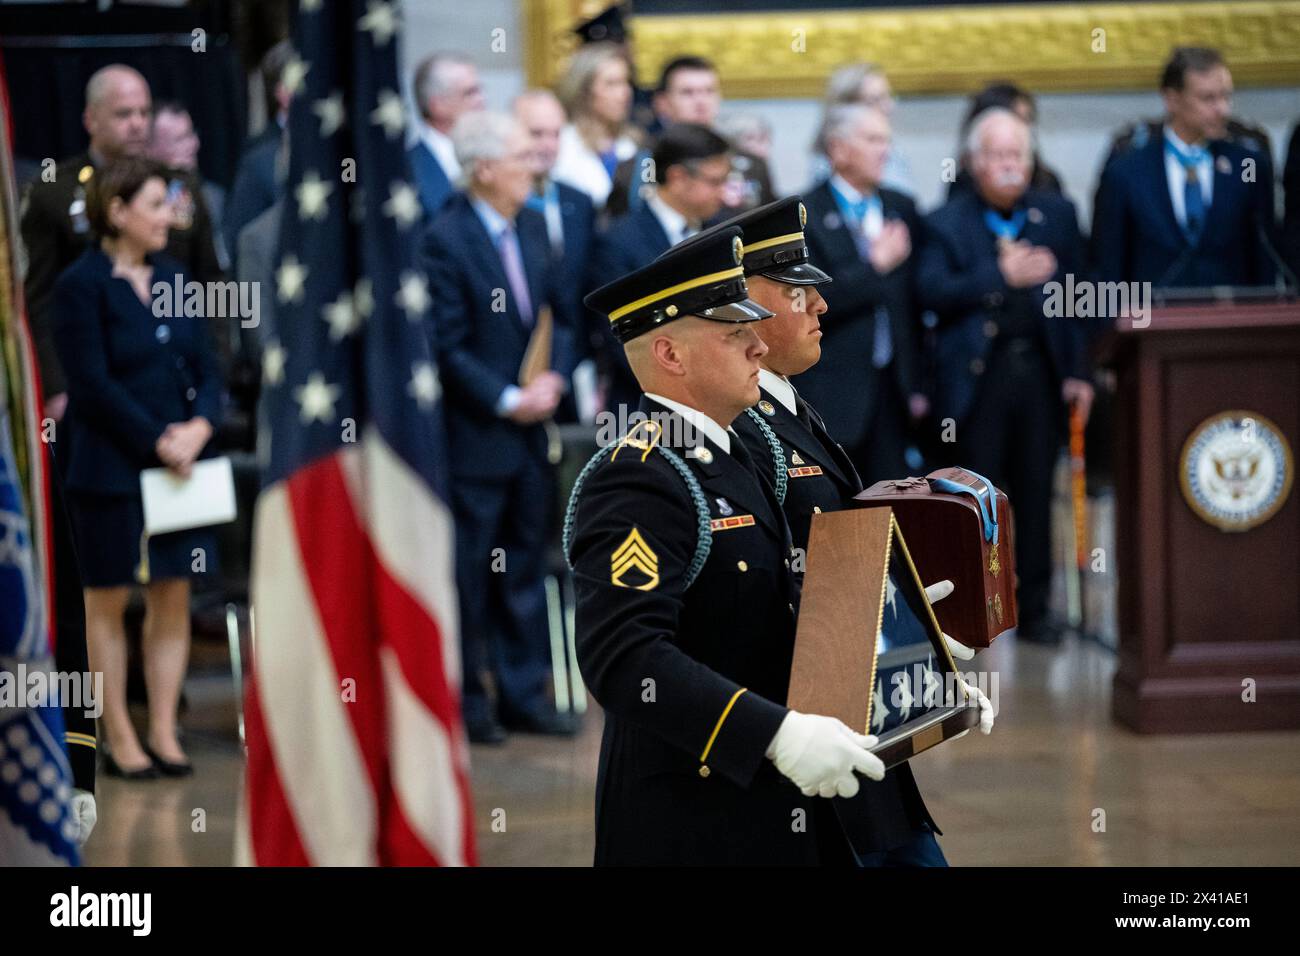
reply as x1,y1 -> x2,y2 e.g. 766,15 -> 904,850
15,2 -> 1298,768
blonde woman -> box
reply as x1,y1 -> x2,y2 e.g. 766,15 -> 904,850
552,41 -> 639,208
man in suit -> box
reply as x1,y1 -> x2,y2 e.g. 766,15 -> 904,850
148,102 -> 226,259
222,39 -> 293,261
586,123 -> 731,415
572,226 -> 885,865
514,89 -> 597,420
604,55 -> 775,219
408,52 -> 486,222
797,103 -> 926,486
420,112 -> 577,743
147,101 -> 237,375
1091,47 -> 1276,290
20,64 -> 223,424
917,108 -> 1093,643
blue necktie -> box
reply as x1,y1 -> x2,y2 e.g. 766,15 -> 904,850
1165,138 -> 1209,243
831,184 -> 892,366
831,183 -> 880,259
843,195 -> 872,222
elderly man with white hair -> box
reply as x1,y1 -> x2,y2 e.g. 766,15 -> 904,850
418,110 -> 578,743
408,51 -> 486,220
796,102 -> 927,487
916,107 -> 1093,645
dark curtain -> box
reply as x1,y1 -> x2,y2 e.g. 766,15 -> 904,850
3,38 -> 245,187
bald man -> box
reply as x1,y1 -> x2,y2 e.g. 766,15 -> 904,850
21,65 -> 223,415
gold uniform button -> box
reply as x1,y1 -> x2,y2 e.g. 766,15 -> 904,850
737,560 -> 748,572
699,765 -> 710,778
970,358 -> 986,375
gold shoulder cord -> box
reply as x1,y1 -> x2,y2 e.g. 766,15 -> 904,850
611,418 -> 663,463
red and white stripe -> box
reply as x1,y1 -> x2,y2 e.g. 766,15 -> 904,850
239,429 -> 476,866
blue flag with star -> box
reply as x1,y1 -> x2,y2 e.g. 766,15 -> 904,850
1,413 -> 78,864
261,0 -> 445,489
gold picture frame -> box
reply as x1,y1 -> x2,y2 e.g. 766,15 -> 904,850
526,1 -> 1300,97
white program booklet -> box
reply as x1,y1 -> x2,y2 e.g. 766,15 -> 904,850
140,456 -> 238,536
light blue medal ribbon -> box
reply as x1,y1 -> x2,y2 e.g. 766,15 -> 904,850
982,207 -> 1027,244
929,469 -> 999,546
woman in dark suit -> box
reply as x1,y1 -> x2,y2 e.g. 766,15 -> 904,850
53,157 -> 222,779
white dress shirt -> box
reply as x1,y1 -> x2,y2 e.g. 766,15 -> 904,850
829,173 -> 884,240
551,123 -> 638,208
537,180 -> 566,254
417,122 -> 461,184
757,368 -> 798,415
644,392 -> 734,455
1163,126 -> 1214,230
646,192 -> 696,246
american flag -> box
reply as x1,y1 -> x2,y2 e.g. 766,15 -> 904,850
238,0 -> 475,866
1,64 -> 77,866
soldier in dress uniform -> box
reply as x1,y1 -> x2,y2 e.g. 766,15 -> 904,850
716,197 -> 991,865
20,65 -> 224,418
719,198 -> 860,549
570,226 -> 887,865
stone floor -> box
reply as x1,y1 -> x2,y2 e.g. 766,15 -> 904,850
82,488 -> 1300,866
82,629 -> 1300,867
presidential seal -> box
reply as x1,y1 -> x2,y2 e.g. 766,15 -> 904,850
1179,411 -> 1293,532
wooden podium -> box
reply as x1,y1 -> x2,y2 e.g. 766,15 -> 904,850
1105,301 -> 1300,733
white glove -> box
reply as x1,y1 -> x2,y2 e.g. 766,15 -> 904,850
767,711 -> 884,798
70,788 -> 97,846
924,579 -> 976,661
952,676 -> 995,739
924,580 -> 994,737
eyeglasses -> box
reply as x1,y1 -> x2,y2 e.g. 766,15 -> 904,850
684,166 -> 730,188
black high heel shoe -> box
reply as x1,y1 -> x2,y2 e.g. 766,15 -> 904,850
144,745 -> 194,778
103,752 -> 159,780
